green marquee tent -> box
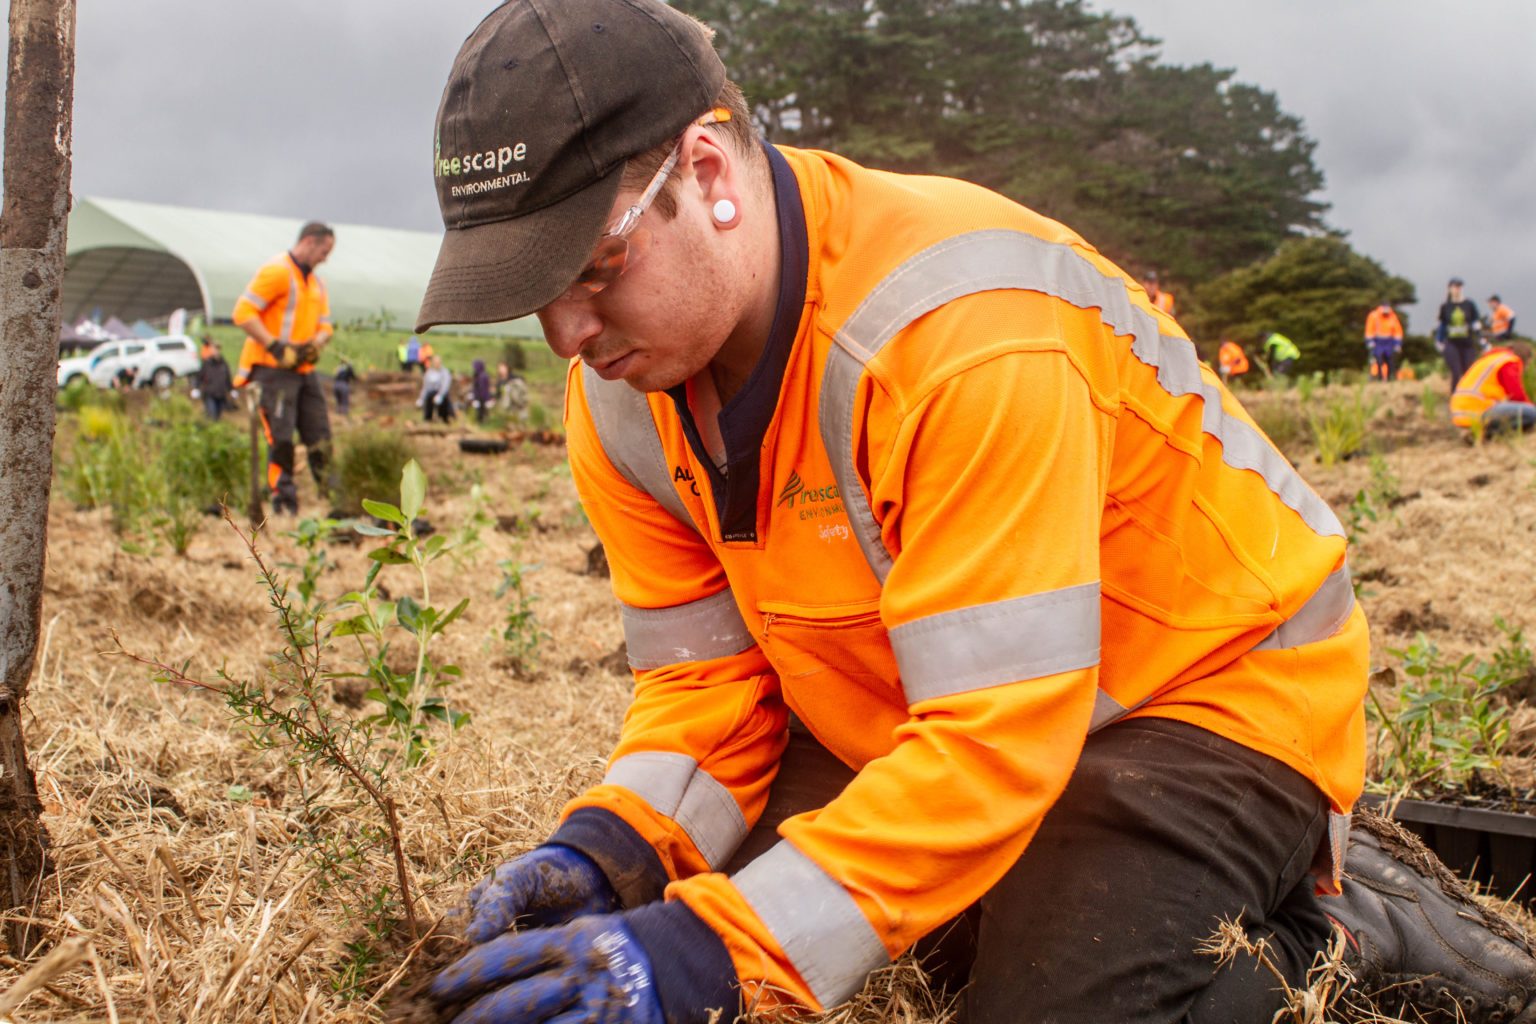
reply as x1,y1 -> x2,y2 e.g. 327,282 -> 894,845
62,196 -> 541,338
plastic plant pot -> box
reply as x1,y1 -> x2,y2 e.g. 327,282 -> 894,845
1361,793 -> 1536,904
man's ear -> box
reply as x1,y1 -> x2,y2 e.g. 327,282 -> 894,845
680,129 -> 739,227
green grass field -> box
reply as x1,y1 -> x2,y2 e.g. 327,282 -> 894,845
203,324 -> 568,390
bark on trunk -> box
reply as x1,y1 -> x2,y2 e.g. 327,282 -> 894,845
0,0 -> 76,957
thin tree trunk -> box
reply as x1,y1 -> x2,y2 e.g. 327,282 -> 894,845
0,0 -> 76,957
249,396 -> 263,528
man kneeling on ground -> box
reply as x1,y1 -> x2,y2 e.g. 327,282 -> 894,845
414,3 -> 1536,1022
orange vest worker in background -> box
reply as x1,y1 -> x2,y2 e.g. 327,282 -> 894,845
1364,302 -> 1404,381
232,221 -> 336,516
1143,269 -> 1175,315
1450,340 -> 1536,436
1488,295 -> 1517,340
1217,338 -> 1250,381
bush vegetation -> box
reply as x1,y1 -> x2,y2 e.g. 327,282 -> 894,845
1368,619 -> 1533,795
332,427 -> 419,516
60,395 -> 247,553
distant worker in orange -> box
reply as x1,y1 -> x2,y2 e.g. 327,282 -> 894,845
232,221 -> 336,517
1217,339 -> 1249,382
1143,270 -> 1175,315
1488,294 -> 1517,341
1450,339 -> 1536,437
1364,301 -> 1404,382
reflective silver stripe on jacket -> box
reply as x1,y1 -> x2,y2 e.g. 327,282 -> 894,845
1451,356 -> 1506,401
621,588 -> 756,670
583,363 -> 697,531
733,840 -> 889,1008
893,582 -> 1101,704
239,289 -> 266,310
901,567 -> 1353,714
1252,564 -> 1354,651
604,752 -> 748,869
821,228 -> 1343,586
279,267 -> 301,341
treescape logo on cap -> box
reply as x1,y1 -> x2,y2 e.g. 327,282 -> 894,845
434,135 -> 531,199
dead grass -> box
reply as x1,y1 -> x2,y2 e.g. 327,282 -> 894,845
2,375 -> 1533,1020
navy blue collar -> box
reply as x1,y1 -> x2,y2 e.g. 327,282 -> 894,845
667,142 -> 809,543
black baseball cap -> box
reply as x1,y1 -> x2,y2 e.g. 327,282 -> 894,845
416,0 -> 726,331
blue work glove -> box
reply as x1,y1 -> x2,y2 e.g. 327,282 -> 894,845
431,914 -> 663,1024
462,845 -> 620,943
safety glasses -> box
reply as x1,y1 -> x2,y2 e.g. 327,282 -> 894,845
560,107 -> 731,303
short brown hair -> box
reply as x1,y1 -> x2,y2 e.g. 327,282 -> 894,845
619,78 -> 759,220
1507,340 -> 1533,365
297,221 -> 335,242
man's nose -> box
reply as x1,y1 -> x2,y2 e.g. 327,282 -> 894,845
537,299 -> 603,361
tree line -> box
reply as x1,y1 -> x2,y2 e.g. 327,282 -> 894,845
680,0 -> 1416,371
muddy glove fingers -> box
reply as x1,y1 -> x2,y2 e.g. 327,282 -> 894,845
432,916 -> 662,1024
462,845 -> 619,943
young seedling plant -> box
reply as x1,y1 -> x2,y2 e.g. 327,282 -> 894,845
1366,619 -> 1530,796
114,459 -> 474,960
336,460 -> 472,766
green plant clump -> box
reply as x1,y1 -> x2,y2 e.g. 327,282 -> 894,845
332,427 -> 419,516
1306,387 -> 1380,467
1367,619 -> 1532,795
61,396 -> 247,552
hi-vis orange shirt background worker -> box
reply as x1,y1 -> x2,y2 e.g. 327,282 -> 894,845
411,3 -> 1536,1023
231,222 -> 335,517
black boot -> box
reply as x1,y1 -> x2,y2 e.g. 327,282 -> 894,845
1323,810 -> 1536,1022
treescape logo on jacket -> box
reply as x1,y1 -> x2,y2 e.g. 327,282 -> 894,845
776,470 -> 843,523
435,136 -> 530,198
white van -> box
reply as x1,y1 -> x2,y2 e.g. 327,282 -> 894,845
57,335 -> 202,390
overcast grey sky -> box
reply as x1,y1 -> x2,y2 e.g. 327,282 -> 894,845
41,1 -> 1536,332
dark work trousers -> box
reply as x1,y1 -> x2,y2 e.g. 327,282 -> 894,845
726,718 -> 1333,1024
255,367 -> 333,512
1443,337 -> 1479,390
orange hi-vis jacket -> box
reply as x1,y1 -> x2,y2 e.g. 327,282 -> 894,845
1151,287 -> 1175,315
560,147 -> 1367,1012
231,251 -> 333,387
1491,302 -> 1516,337
1451,348 -> 1524,427
1218,340 -> 1250,376
1364,306 -> 1403,340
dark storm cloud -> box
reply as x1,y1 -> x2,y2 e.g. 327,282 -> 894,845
11,1 -> 1534,333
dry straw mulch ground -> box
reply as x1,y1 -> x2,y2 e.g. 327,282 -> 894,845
2,373 -> 1534,1022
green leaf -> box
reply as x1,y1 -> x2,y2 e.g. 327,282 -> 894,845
368,548 -> 411,565
330,616 -> 370,638
226,784 -> 255,803
400,460 -> 427,523
353,522 -> 396,537
435,598 -> 471,634
362,499 -> 406,526
397,595 -> 422,632
423,534 -> 449,559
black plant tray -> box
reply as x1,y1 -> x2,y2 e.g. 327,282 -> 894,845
1360,793 -> 1536,904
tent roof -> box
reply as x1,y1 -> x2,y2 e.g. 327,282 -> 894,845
65,196 -> 542,338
